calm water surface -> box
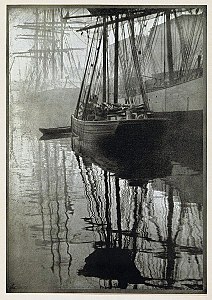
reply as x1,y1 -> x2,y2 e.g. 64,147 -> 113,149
8,98 -> 204,292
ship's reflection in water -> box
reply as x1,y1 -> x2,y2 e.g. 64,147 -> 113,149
8,111 -> 204,292
73,139 -> 203,291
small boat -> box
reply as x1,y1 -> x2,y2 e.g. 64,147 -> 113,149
71,8 -> 169,148
39,126 -> 72,135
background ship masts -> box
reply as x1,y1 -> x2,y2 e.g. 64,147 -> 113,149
12,7 -> 87,91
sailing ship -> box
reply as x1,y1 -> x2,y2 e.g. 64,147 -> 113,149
12,6 -> 204,141
70,7 -> 204,148
12,7 -> 87,92
71,8 -> 171,148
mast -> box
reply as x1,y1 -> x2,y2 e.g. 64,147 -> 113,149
114,14 -> 119,104
52,9 -> 55,83
103,16 -> 107,102
35,8 -> 39,89
165,10 -> 174,84
43,9 -> 47,85
60,9 -> 64,79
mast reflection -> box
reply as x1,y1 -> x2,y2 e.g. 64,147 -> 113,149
74,139 -> 203,290
32,136 -> 203,291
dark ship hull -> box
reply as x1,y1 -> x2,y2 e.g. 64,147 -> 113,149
71,115 -> 169,154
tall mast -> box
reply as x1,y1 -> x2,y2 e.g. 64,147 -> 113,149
165,10 -> 174,84
60,9 -> 64,79
52,9 -> 55,83
114,14 -> 119,104
43,9 -> 47,85
35,8 -> 39,88
103,16 -> 107,102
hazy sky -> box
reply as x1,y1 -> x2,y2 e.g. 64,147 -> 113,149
8,6 -> 202,87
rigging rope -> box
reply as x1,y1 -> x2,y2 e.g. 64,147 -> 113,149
127,16 -> 149,109
74,25 -> 98,117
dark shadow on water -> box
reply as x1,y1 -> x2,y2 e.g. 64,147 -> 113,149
72,135 -> 173,183
72,136 -> 204,291
78,248 -> 145,288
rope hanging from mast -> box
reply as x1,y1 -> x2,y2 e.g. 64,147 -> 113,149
127,14 -> 149,110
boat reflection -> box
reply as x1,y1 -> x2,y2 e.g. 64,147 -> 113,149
71,139 -> 203,290
32,136 -> 203,291
72,135 -> 173,182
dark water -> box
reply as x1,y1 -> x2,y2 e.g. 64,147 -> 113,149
8,97 -> 205,293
